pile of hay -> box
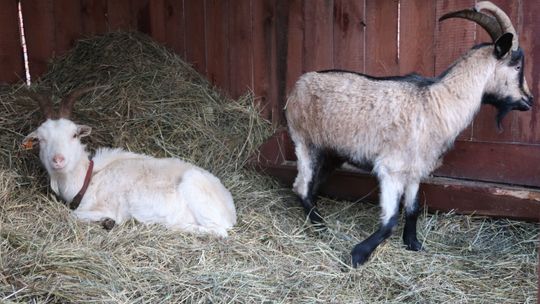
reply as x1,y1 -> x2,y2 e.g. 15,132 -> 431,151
1,32 -> 538,303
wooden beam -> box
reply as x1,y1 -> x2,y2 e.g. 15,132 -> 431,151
252,131 -> 540,222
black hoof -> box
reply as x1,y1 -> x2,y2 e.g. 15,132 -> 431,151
101,218 -> 116,231
307,208 -> 327,230
351,243 -> 373,268
404,238 -> 423,251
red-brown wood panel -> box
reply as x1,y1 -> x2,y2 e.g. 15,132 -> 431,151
206,0 -> 230,93
333,0 -> 365,73
252,0 -> 276,120
81,0 -> 108,35
164,0 -> 186,58
435,0 -> 476,141
131,0 -> 151,34
54,0 -> 83,57
184,0 -> 206,75
303,0 -> 334,72
285,0 -> 304,95
435,140 -> 540,188
228,0 -> 253,98
365,0 -> 398,76
21,0 -> 55,80
149,0 -> 166,44
521,0 -> 540,144
0,0 -> 24,84
398,0 -> 435,76
107,0 -> 133,31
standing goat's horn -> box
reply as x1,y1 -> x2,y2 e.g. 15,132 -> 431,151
58,86 -> 107,118
439,9 -> 503,43
475,1 -> 518,50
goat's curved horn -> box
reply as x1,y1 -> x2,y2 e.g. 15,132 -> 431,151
475,1 -> 518,50
25,90 -> 55,120
58,86 -> 107,118
439,9 -> 503,43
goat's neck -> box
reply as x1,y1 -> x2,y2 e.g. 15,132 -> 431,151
50,153 -> 91,203
430,47 -> 496,140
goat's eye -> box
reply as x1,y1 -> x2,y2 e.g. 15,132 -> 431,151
72,133 -> 77,139
516,66 -> 521,71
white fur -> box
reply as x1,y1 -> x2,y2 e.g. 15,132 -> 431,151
25,119 -> 236,237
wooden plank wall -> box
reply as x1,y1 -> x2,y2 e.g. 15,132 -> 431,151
0,0 -> 539,187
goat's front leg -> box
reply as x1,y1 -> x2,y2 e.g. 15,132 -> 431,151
351,174 -> 403,267
73,210 -> 116,230
402,182 -> 423,251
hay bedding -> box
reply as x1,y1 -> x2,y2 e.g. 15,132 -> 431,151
0,32 -> 537,303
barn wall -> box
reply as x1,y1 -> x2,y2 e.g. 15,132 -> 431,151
0,0 -> 540,188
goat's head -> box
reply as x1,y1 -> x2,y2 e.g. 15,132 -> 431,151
22,88 -> 99,174
440,1 -> 533,130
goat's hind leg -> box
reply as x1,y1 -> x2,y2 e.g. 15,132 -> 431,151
351,174 -> 403,267
292,142 -> 327,225
402,182 -> 423,251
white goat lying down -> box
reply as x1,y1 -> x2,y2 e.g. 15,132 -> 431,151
286,1 -> 533,266
23,88 -> 237,237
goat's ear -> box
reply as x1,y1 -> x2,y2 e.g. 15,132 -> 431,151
494,33 -> 513,59
22,131 -> 39,150
76,125 -> 92,138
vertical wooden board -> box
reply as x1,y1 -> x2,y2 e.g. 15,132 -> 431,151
365,0 -> 398,76
472,0 -> 527,143
303,0 -> 334,72
228,0 -> 253,98
206,0 -> 229,93
333,0 -> 365,72
520,0 -> 540,144
0,0 -> 24,84
53,0 -> 82,57
184,0 -> 206,75
252,0 -> 276,121
21,0 -> 55,80
131,0 -> 151,35
82,0 -> 108,35
149,0 -> 166,44
435,0 -> 475,140
285,0 -> 304,95
107,0 -> 133,31
164,0 -> 185,58
399,0 -> 435,76
434,0 -> 475,75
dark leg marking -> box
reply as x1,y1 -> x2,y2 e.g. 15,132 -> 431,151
403,195 -> 423,251
101,218 -> 116,231
301,149 -> 344,226
351,213 -> 399,267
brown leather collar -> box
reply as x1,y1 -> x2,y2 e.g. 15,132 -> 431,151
69,160 -> 94,210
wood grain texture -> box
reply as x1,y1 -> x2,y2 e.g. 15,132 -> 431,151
303,0 -> 334,72
398,0 -> 435,76
21,0 -> 55,79
228,0 -> 253,98
333,0 -> 365,72
206,0 -> 230,94
82,0 -> 107,35
285,0 -> 304,95
107,0 -> 133,31
164,0 -> 185,58
365,0 -> 398,76
252,0 -> 276,120
184,0 -> 206,75
54,0 -> 82,57
0,0 -> 24,83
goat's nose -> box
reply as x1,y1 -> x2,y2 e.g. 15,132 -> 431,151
52,154 -> 65,165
